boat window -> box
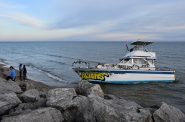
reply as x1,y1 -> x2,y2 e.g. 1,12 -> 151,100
133,58 -> 147,66
124,58 -> 130,61
120,58 -> 132,64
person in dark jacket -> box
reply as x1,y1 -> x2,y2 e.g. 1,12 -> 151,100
22,65 -> 27,81
19,64 -> 23,80
6,66 -> 16,81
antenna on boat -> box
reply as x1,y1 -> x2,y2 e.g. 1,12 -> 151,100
125,40 -> 129,52
126,43 -> 129,51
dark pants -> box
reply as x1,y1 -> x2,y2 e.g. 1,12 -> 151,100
19,71 -> 22,80
23,73 -> 27,81
6,76 -> 15,81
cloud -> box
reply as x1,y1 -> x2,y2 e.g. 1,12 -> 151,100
54,1 -> 185,29
1,0 -> 185,41
52,0 -> 138,29
0,12 -> 48,29
0,1 -> 49,30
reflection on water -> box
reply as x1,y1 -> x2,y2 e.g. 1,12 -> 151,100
101,81 -> 185,113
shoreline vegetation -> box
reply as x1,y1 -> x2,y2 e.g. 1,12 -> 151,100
0,63 -> 185,122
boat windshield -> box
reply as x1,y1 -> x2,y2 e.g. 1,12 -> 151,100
133,58 -> 148,67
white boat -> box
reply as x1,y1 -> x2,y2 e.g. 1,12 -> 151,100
73,41 -> 175,84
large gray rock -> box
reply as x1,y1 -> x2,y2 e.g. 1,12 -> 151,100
0,79 -> 22,94
9,98 -> 46,115
46,88 -> 77,110
46,88 -> 95,122
20,89 -> 40,102
46,87 -> 152,122
61,95 -> 95,122
153,102 -> 185,122
72,95 -> 95,122
1,107 -> 64,122
0,92 -> 22,115
78,80 -> 104,97
88,94 -> 152,122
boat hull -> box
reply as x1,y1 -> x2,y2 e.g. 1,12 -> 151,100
73,68 -> 175,84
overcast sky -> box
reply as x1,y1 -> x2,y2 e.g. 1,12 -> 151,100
0,0 -> 185,41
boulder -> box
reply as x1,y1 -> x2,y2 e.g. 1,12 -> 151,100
153,102 -> 185,122
88,94 -> 152,122
20,89 -> 40,102
88,84 -> 104,97
78,80 -> 104,97
46,88 -> 95,122
9,98 -> 46,115
1,107 -> 64,122
46,88 -> 77,110
0,79 -> 22,94
61,95 -> 95,122
0,92 -> 22,115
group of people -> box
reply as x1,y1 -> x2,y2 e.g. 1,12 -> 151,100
6,64 -> 27,81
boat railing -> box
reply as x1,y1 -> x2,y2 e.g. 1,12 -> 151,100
72,59 -> 105,68
72,60 -> 90,68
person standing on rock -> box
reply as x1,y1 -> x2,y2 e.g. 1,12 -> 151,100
23,65 -> 27,81
6,66 -> 16,81
19,64 -> 23,80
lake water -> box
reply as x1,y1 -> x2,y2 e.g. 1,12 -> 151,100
0,41 -> 185,112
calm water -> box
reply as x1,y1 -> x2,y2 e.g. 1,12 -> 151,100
0,41 -> 185,112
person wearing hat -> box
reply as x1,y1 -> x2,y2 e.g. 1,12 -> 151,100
6,66 -> 16,81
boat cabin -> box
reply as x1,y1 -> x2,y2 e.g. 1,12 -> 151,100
97,41 -> 156,70
117,41 -> 156,70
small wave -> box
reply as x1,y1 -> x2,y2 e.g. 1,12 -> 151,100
48,60 -> 71,66
0,58 -> 7,65
47,54 -> 76,60
44,72 -> 66,82
25,62 -> 67,83
25,63 -> 40,70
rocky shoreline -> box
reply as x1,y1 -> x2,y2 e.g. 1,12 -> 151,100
0,65 -> 185,122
